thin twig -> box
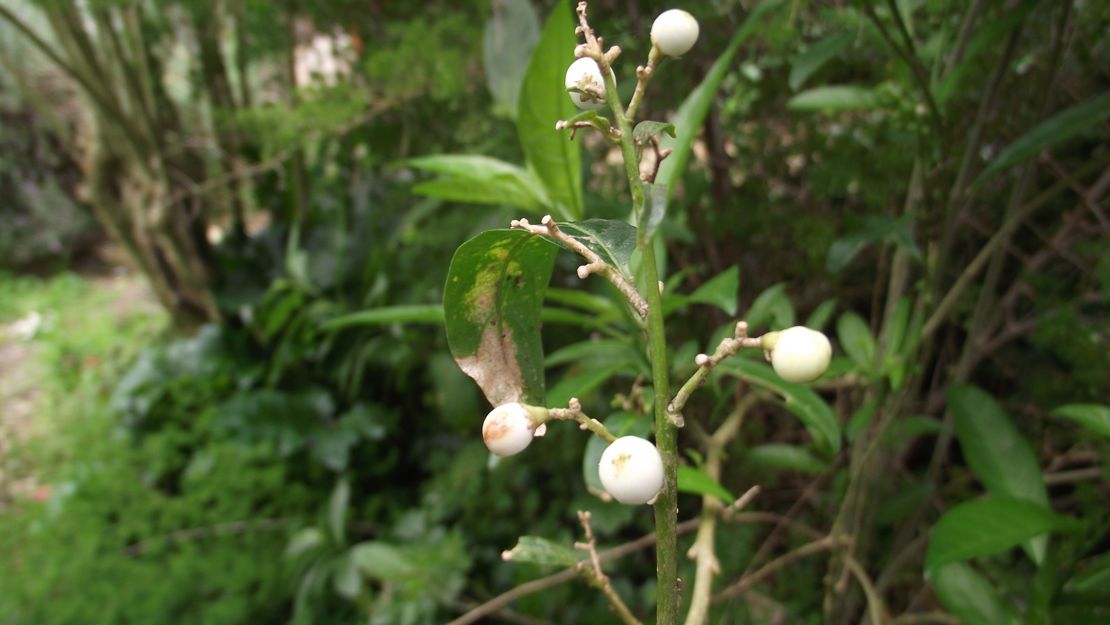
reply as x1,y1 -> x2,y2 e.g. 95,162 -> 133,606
843,553 -> 889,625
511,215 -> 648,319
667,321 -> 764,427
546,397 -> 617,442
626,45 -> 662,120
712,535 -> 844,603
575,511 -> 644,625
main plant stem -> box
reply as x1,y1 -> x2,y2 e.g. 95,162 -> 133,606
599,59 -> 678,625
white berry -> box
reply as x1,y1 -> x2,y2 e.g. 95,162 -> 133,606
770,326 -> 832,383
564,57 -> 609,110
598,436 -> 664,504
651,9 -> 699,57
482,402 -> 536,456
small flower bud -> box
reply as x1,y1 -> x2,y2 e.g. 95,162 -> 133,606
650,9 -> 699,57
598,436 -> 664,504
482,402 -> 538,456
564,57 -> 610,110
769,326 -> 832,383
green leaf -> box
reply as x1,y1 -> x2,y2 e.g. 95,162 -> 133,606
925,496 -> 1069,573
517,0 -> 582,219
974,93 -> 1110,187
656,0 -> 783,198
826,214 -> 921,273
787,85 -> 881,112
557,219 -> 638,278
632,120 -> 676,143
930,562 -> 1016,625
935,1 -> 1036,106
837,311 -> 876,371
744,282 -> 795,331
805,298 -> 838,332
677,465 -> 735,503
746,444 -> 827,474
1051,404 -> 1110,439
332,554 -> 362,600
544,339 -> 643,371
444,230 -> 557,406
349,541 -> 415,579
789,31 -> 855,91
688,266 -> 740,316
322,305 -> 445,330
483,0 -> 540,118
328,477 -> 349,544
949,384 -> 1050,563
286,527 -> 325,559
717,359 -> 841,453
405,154 -> 550,213
583,413 -> 650,497
502,536 -> 581,568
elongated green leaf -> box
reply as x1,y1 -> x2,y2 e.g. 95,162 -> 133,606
688,266 -> 740,316
632,120 -> 676,143
557,219 -> 638,278
747,444 -> 827,474
805,298 -> 838,332
744,282 -> 795,331
935,0 -> 1036,105
925,496 -> 1068,573
329,477 -> 349,544
323,305 -> 444,330
930,563 -> 1016,625
583,413 -> 650,497
788,85 -> 881,112
789,31 -> 854,91
405,154 -> 550,213
502,536 -> 581,567
656,0 -> 783,197
1051,404 -> 1110,439
444,230 -> 557,406
544,338 -> 643,371
826,214 -> 921,273
517,0 -> 582,219
483,0 -> 540,118
975,93 -> 1110,186
677,465 -> 735,503
717,359 -> 841,453
546,365 -> 624,408
837,311 -> 876,371
349,541 -> 415,579
949,384 -> 1049,564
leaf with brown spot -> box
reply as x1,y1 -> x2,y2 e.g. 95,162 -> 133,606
444,229 -> 557,406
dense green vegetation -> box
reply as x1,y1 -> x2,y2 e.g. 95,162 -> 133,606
0,0 -> 1107,624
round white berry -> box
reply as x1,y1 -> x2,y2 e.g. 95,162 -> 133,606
598,436 -> 664,504
564,57 -> 609,110
650,9 -> 699,57
482,402 -> 536,456
770,326 -> 832,383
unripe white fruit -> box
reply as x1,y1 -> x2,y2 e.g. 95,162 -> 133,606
650,9 -> 699,57
482,402 -> 536,456
564,57 -> 609,110
770,326 -> 832,383
598,436 -> 664,504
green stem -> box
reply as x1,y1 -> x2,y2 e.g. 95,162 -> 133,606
597,54 -> 678,625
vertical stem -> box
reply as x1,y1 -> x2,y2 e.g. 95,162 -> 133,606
600,58 -> 677,625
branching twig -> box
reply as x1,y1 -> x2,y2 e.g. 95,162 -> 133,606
712,535 -> 845,603
546,397 -> 617,442
575,511 -> 644,625
667,321 -> 764,426
626,45 -> 662,120
511,215 -> 648,319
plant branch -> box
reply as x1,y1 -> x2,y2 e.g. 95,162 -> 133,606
511,215 -> 648,319
626,45 -> 662,120
668,322 -> 764,427
575,511 -> 644,625
545,397 -> 617,442
712,535 -> 845,604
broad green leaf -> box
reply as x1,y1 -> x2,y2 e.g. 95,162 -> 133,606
1051,404 -> 1110,439
632,120 -> 676,143
583,413 -> 650,497
656,0 -> 783,197
405,154 -> 550,213
688,266 -> 740,316
557,219 -> 638,278
502,536 -> 580,568
837,311 -> 876,371
974,93 -> 1110,187
517,0 -> 582,219
328,477 -> 349,544
826,214 -> 921,273
677,465 -> 735,503
332,554 -> 362,600
930,562 -> 1017,625
483,0 -> 539,118
789,31 -> 855,91
788,85 -> 881,112
349,541 -> 415,579
949,384 -> 1049,563
925,496 -> 1069,573
546,365 -> 624,408
717,358 -> 841,453
744,282 -> 795,331
746,444 -> 827,474
323,305 -> 445,330
444,230 -> 557,406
